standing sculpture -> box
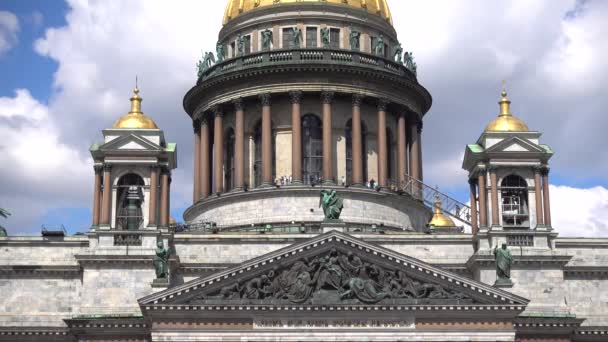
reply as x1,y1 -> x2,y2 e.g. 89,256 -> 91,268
196,51 -> 215,78
349,25 -> 360,50
154,241 -> 170,279
404,51 -> 417,75
237,34 -> 245,56
261,29 -> 273,50
319,190 -> 343,220
0,208 -> 9,237
292,27 -> 301,48
320,27 -> 330,48
374,34 -> 385,56
216,42 -> 225,63
393,43 -> 403,64
493,243 -> 513,286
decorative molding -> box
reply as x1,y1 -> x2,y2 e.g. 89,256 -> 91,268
377,98 -> 390,112
93,165 -> 103,173
352,94 -> 364,106
212,106 -> 223,118
233,97 -> 244,111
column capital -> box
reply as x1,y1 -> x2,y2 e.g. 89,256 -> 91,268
541,166 -> 550,176
103,164 -> 112,171
150,165 -> 160,172
259,93 -> 271,106
417,121 -> 423,133
94,165 -> 103,173
487,164 -> 498,172
289,90 -> 303,104
212,106 -> 223,118
233,97 -> 245,111
321,91 -> 334,104
468,178 -> 477,186
377,98 -> 390,111
193,119 -> 201,134
352,94 -> 364,106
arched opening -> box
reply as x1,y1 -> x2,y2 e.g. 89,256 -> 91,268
224,128 -> 235,192
345,119 -> 368,184
115,173 -> 145,230
253,120 -> 276,187
501,174 -> 529,227
302,114 -> 323,185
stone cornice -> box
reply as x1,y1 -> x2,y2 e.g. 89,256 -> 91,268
556,238 -> 608,248
514,315 -> 585,336
466,252 -> 572,269
0,265 -> 80,275
0,327 -> 69,339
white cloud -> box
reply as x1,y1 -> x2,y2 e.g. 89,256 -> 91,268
0,89 -> 91,233
0,11 -> 19,55
550,185 -> 608,237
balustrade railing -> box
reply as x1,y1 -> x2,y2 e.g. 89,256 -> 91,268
198,48 -> 414,83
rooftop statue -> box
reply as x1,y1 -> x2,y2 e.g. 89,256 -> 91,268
404,51 -> 417,75
320,27 -> 330,48
237,34 -> 245,56
393,43 -> 403,64
374,34 -> 385,56
319,189 -> 344,220
216,42 -> 224,63
0,208 -> 9,237
349,25 -> 360,51
493,243 -> 513,286
292,27 -> 301,48
196,51 -> 215,78
154,241 -> 170,279
261,29 -> 273,50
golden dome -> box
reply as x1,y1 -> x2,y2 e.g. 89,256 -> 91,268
169,216 -> 176,225
485,86 -> 529,132
428,198 -> 456,228
112,87 -> 159,129
223,0 -> 392,25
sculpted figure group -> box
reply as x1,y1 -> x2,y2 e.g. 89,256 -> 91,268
200,249 -> 470,304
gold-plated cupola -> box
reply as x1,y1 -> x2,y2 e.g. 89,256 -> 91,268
428,197 -> 456,228
485,83 -> 529,132
112,85 -> 159,130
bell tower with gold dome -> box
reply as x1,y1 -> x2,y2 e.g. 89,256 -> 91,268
462,84 -> 554,248
90,84 -> 177,231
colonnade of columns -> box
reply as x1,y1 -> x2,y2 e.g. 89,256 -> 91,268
92,164 -> 171,228
192,92 -> 424,202
468,165 -> 552,234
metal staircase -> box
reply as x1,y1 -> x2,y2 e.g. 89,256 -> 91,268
401,175 -> 476,227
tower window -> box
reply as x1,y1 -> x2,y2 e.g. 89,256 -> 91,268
329,28 -> 340,49
115,173 -> 145,230
306,27 -> 317,48
243,35 -> 251,54
253,120 -> 276,187
282,28 -> 294,49
224,128 -> 235,191
501,174 -> 529,228
302,114 -> 323,185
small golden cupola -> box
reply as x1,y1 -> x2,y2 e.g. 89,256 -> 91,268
485,83 -> 529,132
428,196 -> 456,228
112,85 -> 159,129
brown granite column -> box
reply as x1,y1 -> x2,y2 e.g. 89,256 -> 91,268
469,179 -> 479,234
418,123 -> 424,183
260,93 -> 273,186
193,120 -> 201,203
377,99 -> 389,188
234,99 -> 245,191
397,113 -> 408,188
100,164 -> 112,226
92,165 -> 102,226
409,121 -> 421,196
534,167 -> 544,226
542,167 -> 552,227
490,166 -> 500,226
213,107 -> 224,194
200,117 -> 210,199
321,91 -> 334,184
478,167 -> 488,228
290,91 -> 303,184
148,166 -> 159,227
160,168 -> 169,227
351,94 -> 364,186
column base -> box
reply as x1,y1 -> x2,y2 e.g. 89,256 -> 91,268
97,224 -> 112,231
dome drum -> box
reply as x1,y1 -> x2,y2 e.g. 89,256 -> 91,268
183,186 -> 432,232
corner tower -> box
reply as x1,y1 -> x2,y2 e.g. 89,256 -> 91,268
183,0 -> 432,231
90,85 -> 177,231
462,85 -> 553,248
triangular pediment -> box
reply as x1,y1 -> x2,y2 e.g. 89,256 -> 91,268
485,136 -> 545,154
140,232 -> 528,309
101,134 -> 161,152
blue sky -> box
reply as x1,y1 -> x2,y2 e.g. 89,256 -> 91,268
0,0 -> 607,237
